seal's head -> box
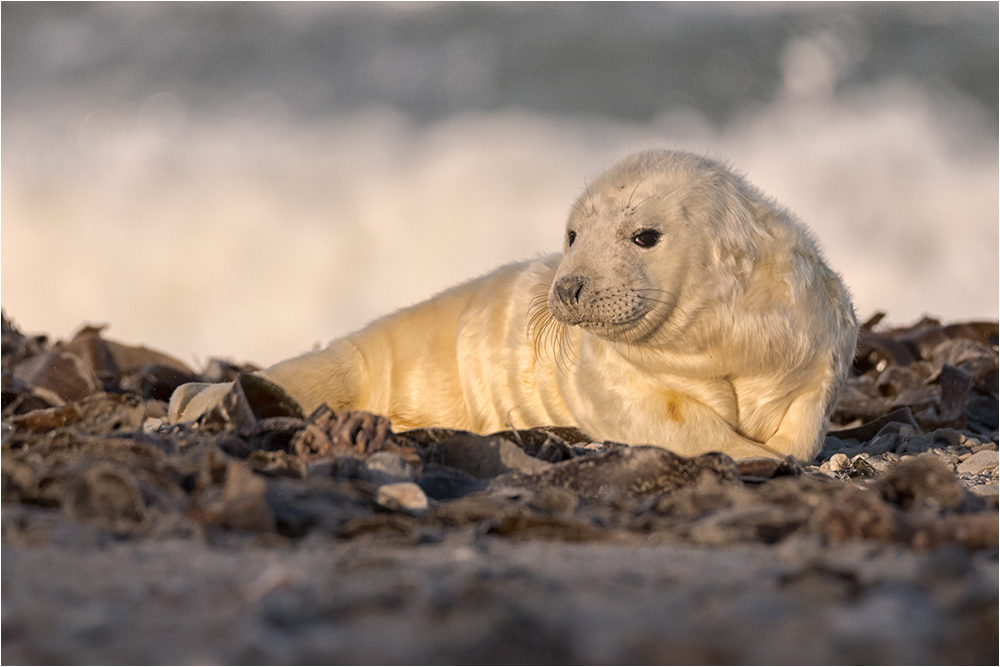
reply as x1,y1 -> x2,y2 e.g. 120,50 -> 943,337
549,150 -> 757,343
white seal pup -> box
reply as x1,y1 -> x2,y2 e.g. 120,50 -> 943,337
170,150 -> 858,461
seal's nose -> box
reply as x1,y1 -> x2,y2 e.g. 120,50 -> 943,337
554,275 -> 587,306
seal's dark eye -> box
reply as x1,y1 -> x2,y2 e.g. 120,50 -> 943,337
632,229 -> 661,248
567,230 -> 577,246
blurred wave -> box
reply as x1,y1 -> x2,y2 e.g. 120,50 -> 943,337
2,4 -> 996,365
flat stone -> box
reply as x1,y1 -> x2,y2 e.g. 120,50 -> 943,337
969,484 -> 999,497
956,450 -> 999,475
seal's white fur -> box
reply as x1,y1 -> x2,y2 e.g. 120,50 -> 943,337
170,150 -> 858,461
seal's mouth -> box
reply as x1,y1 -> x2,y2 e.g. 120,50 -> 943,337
549,306 -> 653,341
546,282 -> 660,340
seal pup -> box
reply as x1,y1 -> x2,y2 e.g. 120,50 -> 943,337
170,150 -> 858,461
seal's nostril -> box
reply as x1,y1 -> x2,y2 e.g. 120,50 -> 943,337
555,275 -> 587,305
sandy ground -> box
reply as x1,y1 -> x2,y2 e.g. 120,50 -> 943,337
4,507 -> 997,665
2,315 -> 998,664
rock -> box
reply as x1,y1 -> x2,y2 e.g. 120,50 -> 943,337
831,378 -> 888,423
246,450 -> 306,478
878,457 -> 969,511
966,394 -> 999,433
863,433 -> 898,456
956,450 -> 999,475
192,460 -> 276,533
200,373 -> 304,432
8,392 -> 145,435
875,365 -> 925,400
969,484 -> 999,497
828,407 -> 919,443
935,363 -> 975,426
360,451 -> 415,486
808,485 -> 897,544
525,486 -> 580,516
928,428 -> 964,447
487,427 -> 586,462
62,462 -> 146,532
736,456 -> 802,483
687,502 -> 808,546
1,312 -> 48,372
241,416 -> 307,453
61,325 -> 121,379
120,364 -> 200,402
896,432 -> 933,455
827,453 -> 850,472
424,433 -> 554,478
855,453 -> 894,476
931,338 -> 996,373
491,447 -> 741,503
892,384 -> 940,412
822,435 -> 857,455
416,463 -> 488,501
12,348 -> 102,402
906,512 -> 1000,551
376,482 -> 429,514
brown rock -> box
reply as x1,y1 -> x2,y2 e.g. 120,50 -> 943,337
192,460 -> 275,533
809,486 -> 897,543
877,456 -> 970,511
492,447 -> 741,503
8,392 -> 145,435
12,348 -> 102,402
62,462 -> 146,532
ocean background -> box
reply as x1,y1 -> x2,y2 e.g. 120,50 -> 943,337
2,2 -> 997,367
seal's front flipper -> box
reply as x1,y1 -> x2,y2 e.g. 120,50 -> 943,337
168,373 -> 306,427
168,381 -> 234,423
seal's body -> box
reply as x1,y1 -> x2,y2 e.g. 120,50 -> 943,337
171,150 -> 858,461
